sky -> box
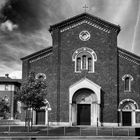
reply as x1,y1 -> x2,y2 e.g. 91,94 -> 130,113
0,0 -> 140,79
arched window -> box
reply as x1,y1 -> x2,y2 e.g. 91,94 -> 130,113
122,74 -> 133,92
72,47 -> 97,73
35,73 -> 46,80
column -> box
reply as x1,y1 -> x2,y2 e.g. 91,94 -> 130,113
69,103 -> 72,126
72,104 -> 77,125
132,110 -> 135,126
91,103 -> 97,125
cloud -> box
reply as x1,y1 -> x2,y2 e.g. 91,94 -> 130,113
0,0 -> 64,33
88,0 -> 140,53
0,0 -> 7,9
9,70 -> 22,79
0,20 -> 18,31
0,0 -> 140,79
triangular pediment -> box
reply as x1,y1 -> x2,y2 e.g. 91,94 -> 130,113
70,78 -> 101,90
49,13 -> 120,34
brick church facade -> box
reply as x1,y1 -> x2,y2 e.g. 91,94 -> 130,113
21,13 -> 140,126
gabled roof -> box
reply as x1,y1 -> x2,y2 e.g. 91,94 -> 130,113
49,12 -> 121,34
118,47 -> 140,64
21,46 -> 53,61
0,77 -> 21,85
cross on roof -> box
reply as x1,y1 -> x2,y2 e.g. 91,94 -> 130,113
83,4 -> 88,13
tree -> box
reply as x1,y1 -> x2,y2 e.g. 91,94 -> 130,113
15,72 -> 48,130
0,96 -> 10,119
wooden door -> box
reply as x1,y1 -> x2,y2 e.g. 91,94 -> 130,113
77,104 -> 90,125
122,111 -> 131,126
36,110 -> 45,125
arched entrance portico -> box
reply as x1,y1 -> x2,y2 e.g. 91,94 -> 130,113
118,99 -> 139,126
69,78 -> 101,126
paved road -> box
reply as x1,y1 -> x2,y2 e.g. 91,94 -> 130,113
0,136 -> 140,140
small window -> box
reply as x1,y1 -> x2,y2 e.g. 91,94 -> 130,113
82,55 -> 86,70
88,57 -> 92,71
124,77 -> 129,91
122,74 -> 133,92
77,57 -> 81,71
5,84 -> 8,91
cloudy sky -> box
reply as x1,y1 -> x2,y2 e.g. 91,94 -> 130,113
0,0 -> 140,79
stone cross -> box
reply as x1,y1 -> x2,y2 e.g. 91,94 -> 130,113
83,4 -> 88,13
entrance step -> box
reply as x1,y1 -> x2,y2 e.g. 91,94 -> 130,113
0,119 -> 21,125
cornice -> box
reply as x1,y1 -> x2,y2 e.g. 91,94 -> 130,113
29,52 -> 52,63
49,13 -> 120,34
60,20 -> 110,33
119,54 -> 140,65
118,47 -> 140,65
21,46 -> 53,61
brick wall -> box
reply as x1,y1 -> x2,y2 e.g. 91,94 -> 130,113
56,22 -> 118,123
119,56 -> 140,107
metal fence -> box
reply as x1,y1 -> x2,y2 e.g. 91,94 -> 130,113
45,127 -> 136,136
0,126 -> 137,136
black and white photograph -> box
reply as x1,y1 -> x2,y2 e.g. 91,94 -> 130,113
0,0 -> 140,139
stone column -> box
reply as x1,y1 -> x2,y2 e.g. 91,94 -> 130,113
45,108 -> 48,125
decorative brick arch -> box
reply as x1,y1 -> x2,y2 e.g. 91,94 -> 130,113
118,99 -> 138,110
72,47 -> 97,61
72,47 -> 97,73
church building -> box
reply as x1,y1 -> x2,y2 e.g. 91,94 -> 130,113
21,13 -> 140,127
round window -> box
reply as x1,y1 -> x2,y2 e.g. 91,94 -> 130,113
79,30 -> 90,41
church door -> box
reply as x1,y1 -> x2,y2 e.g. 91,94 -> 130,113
122,111 -> 131,126
36,109 -> 45,125
77,104 -> 91,125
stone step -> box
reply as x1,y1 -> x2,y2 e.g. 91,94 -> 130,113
0,119 -> 21,125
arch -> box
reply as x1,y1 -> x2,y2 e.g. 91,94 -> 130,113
69,78 -> 101,126
72,47 -> 97,61
69,78 -> 101,104
118,99 -> 138,126
72,88 -> 97,104
118,99 -> 138,111
122,74 -> 133,81
70,88 -> 99,126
